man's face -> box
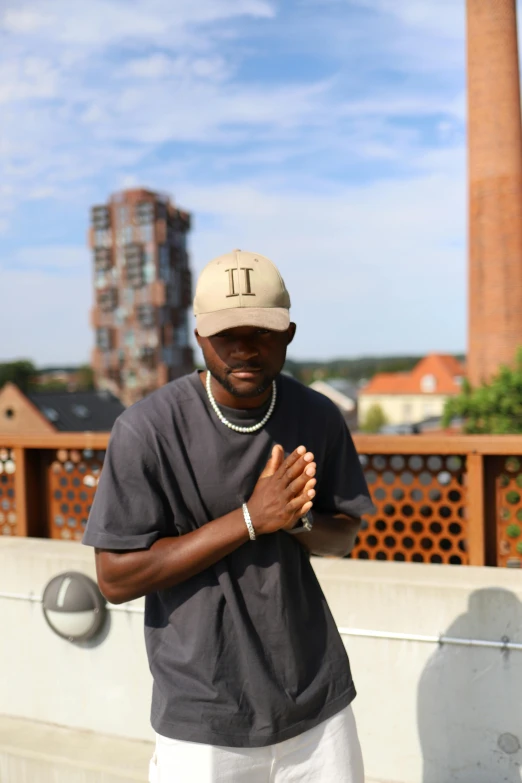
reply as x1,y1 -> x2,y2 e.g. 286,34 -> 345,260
196,324 -> 296,399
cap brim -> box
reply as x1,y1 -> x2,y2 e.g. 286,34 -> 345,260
196,307 -> 290,338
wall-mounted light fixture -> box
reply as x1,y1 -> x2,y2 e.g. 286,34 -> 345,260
42,571 -> 107,643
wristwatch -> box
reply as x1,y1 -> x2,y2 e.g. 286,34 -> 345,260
287,510 -> 314,535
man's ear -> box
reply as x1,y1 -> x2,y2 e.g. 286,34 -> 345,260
286,323 -> 297,345
194,328 -> 202,347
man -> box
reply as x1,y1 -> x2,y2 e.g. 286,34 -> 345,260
83,249 -> 375,782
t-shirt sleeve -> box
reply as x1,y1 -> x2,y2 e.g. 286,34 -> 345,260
315,413 -> 376,519
82,418 -> 171,550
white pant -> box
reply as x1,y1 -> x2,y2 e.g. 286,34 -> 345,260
149,704 -> 364,782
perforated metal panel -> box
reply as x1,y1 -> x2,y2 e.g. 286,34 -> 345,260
48,449 -> 105,541
493,455 -> 522,567
353,453 -> 468,564
0,448 -> 17,536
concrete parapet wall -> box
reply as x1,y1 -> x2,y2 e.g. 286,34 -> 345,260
1,539 -> 522,782
0,538 -> 152,743
0,714 -> 152,783
314,558 -> 522,783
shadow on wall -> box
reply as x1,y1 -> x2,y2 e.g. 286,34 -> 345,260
418,588 -> 522,783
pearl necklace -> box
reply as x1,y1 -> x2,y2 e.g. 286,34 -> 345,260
205,371 -> 277,433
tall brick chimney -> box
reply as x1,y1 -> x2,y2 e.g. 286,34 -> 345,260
467,0 -> 522,386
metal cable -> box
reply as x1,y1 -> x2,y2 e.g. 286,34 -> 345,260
2,591 -> 521,651
337,627 -> 522,652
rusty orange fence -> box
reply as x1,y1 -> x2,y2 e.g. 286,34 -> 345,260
3,433 -> 522,567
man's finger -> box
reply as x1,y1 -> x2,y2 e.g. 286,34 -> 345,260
274,446 -> 307,479
260,444 -> 285,479
286,471 -> 316,499
287,493 -> 314,514
298,500 -> 314,516
283,453 -> 315,485
304,477 -> 316,493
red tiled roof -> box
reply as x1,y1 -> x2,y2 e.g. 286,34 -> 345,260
362,354 -> 466,396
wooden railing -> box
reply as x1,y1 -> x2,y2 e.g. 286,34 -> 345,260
3,433 -> 522,567
1,433 -> 108,541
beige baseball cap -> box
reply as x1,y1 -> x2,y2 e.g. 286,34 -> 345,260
194,249 -> 291,337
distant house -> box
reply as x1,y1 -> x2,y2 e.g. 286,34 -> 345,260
358,354 -> 465,429
0,383 -> 125,434
378,415 -> 463,436
32,366 -> 84,391
309,378 -> 358,430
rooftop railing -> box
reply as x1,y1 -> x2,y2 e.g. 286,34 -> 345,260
3,433 -> 522,567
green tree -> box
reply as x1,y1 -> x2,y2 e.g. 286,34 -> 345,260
361,404 -> 388,433
0,360 -> 36,392
76,364 -> 95,391
33,381 -> 69,392
443,348 -> 522,434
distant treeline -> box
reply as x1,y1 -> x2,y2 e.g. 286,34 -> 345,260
0,360 -> 36,392
1,355 -> 466,393
0,360 -> 94,392
284,355 -> 466,386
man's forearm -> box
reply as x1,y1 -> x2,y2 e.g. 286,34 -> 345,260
291,512 -> 361,557
95,508 -> 249,604
94,446 -> 317,604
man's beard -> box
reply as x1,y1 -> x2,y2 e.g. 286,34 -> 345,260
208,364 -> 275,399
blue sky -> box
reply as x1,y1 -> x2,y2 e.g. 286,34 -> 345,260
0,0 -> 469,366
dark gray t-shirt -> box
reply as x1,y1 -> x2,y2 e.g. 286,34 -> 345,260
83,371 -> 374,747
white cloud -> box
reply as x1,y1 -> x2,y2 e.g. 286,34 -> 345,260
0,0 -> 468,363
0,58 -> 58,104
0,157 -> 467,365
26,186 -> 57,200
0,0 -> 464,205
365,0 -> 464,40
171,159 -> 466,359
337,93 -> 463,122
0,0 -> 321,218
2,8 -> 50,33
119,54 -> 231,83
0,0 -> 275,49
92,78 -> 334,146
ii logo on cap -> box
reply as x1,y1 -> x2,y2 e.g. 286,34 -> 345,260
226,267 -> 256,298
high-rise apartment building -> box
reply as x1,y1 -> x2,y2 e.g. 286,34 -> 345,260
89,188 -> 194,406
